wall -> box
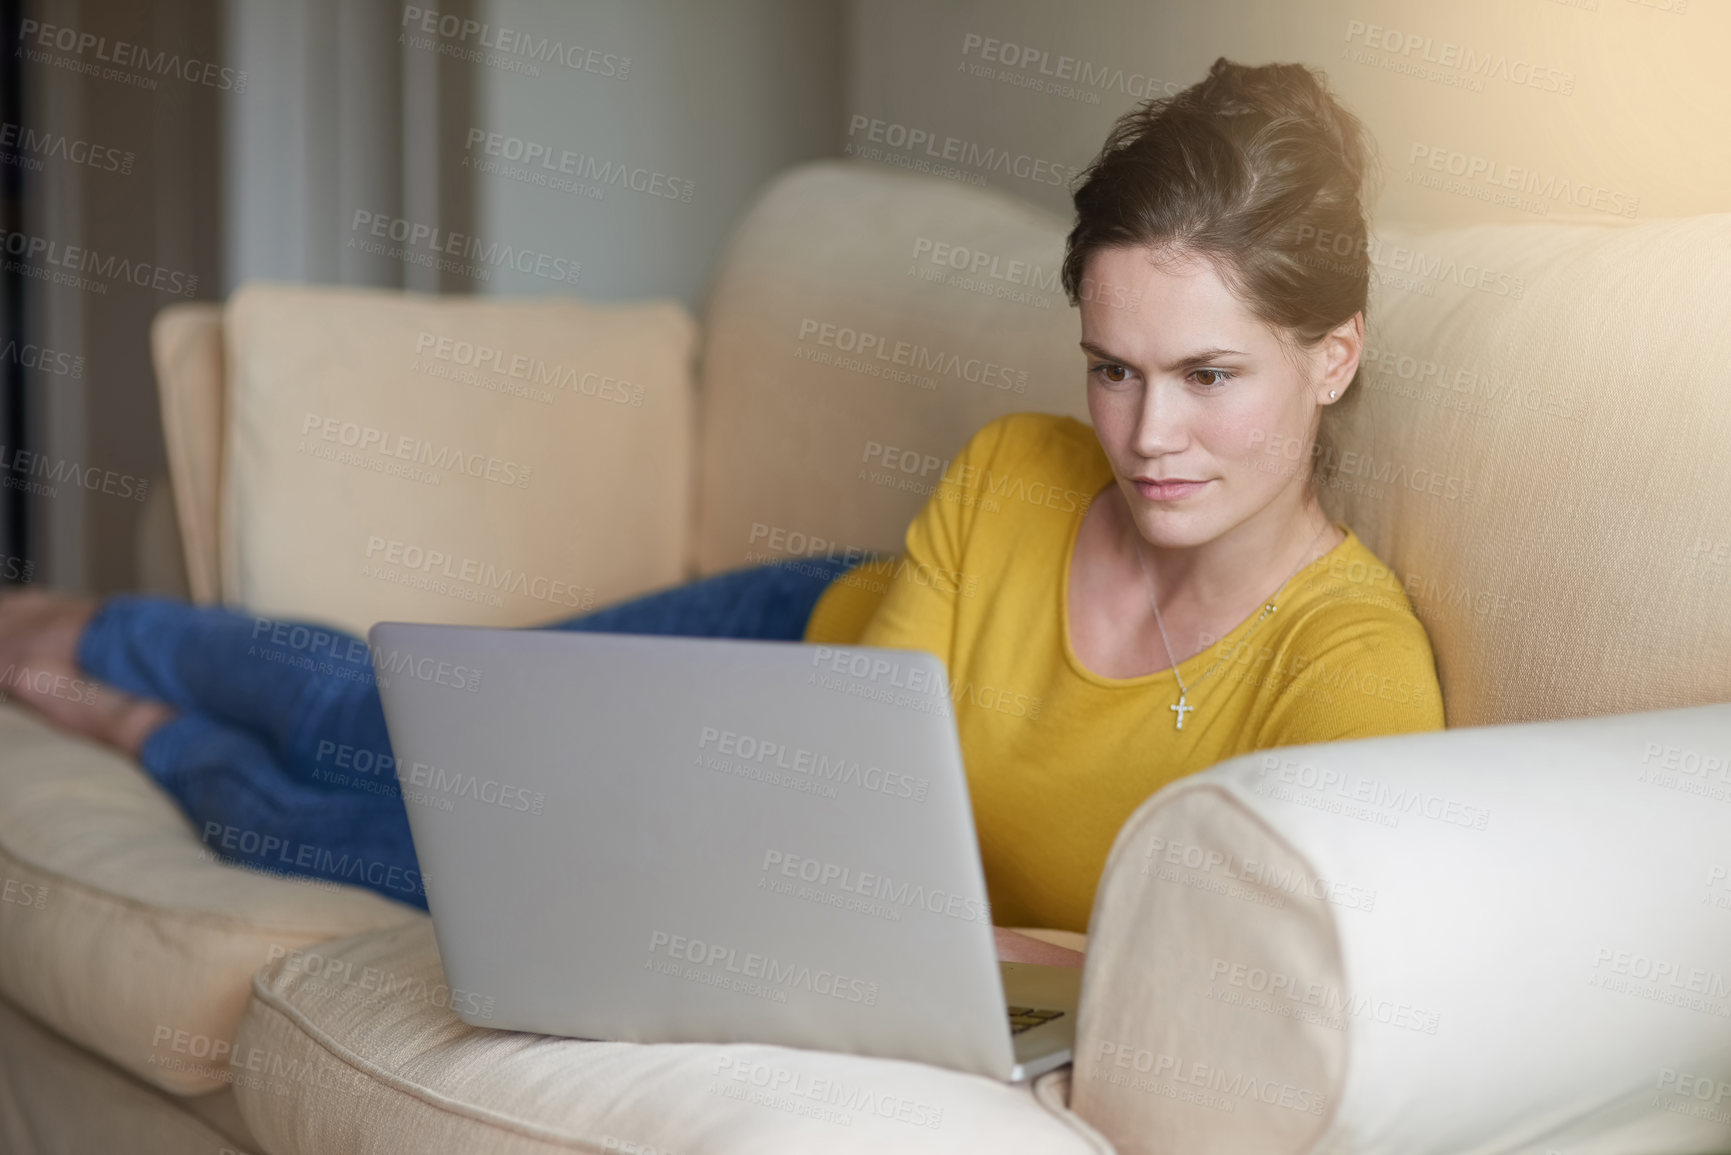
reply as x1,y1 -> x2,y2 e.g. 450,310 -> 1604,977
844,0 -> 1728,228
469,0 -> 845,308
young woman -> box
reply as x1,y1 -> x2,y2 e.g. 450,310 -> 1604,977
0,58 -> 1441,957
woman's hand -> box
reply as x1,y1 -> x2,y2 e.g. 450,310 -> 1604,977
994,926 -> 1086,968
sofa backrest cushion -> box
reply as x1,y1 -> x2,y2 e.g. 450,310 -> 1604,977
151,302 -> 227,605
1329,214 -> 1731,727
220,283 -> 698,636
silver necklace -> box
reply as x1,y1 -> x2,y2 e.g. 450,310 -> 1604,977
1131,516 -> 1335,731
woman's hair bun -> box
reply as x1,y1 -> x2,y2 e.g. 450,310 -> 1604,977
1180,57 -> 1369,188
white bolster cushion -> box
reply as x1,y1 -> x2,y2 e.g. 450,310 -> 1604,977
1073,702 -> 1731,1155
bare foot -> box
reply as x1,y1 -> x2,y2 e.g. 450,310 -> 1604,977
0,589 -> 101,671
0,590 -> 173,756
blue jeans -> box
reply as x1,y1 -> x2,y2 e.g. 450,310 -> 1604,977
76,558 -> 868,909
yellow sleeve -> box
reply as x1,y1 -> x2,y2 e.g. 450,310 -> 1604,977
802,415 -> 1013,654
1252,610 -> 1446,750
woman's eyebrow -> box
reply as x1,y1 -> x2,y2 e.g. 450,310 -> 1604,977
1079,340 -> 1247,371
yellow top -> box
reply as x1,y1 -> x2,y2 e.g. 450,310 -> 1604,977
803,411 -> 1445,933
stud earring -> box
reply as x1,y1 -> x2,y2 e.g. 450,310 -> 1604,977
1328,390 -> 1337,399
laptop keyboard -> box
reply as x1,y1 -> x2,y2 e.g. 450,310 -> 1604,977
1006,1006 -> 1065,1035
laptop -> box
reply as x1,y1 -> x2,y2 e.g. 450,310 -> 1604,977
367,623 -> 1079,1082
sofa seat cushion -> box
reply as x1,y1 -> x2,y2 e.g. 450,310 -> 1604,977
0,704 -> 421,1095
233,918 -> 1111,1154
0,993 -> 260,1154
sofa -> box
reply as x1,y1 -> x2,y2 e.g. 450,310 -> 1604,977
1,157 -> 1727,1155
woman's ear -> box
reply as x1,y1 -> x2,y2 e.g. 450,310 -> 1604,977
1317,312 -> 1364,403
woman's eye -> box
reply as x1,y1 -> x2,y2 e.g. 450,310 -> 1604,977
1191,368 -> 1232,389
1091,363 -> 1130,384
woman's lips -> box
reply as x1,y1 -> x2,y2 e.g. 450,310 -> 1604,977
1134,478 -> 1210,501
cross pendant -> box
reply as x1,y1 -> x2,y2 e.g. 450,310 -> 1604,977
1170,695 -> 1193,731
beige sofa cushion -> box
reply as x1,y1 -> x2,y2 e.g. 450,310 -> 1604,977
694,160 -> 1087,577
0,994 -> 258,1154
222,283 -> 699,636
1329,214 -> 1731,726
151,302 -> 227,605
233,919 -> 1111,1155
695,161 -> 1731,728
0,705 -> 419,1096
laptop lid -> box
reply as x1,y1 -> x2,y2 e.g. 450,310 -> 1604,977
368,623 -> 1019,1079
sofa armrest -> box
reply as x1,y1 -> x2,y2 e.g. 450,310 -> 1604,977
1070,703 -> 1731,1155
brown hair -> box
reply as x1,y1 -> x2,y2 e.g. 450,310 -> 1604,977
1060,58 -> 1377,492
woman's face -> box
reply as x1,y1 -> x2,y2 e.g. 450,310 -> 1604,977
1079,244 -> 1360,552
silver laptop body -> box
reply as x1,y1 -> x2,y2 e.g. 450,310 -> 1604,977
368,623 -> 1078,1082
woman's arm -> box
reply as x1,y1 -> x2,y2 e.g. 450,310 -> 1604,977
994,926 -> 1086,968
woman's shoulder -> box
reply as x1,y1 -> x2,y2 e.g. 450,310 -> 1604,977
1275,528 -> 1443,692
967,410 -> 1098,454
1301,529 -> 1432,632
1254,529 -> 1447,741
950,411 -> 1110,493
